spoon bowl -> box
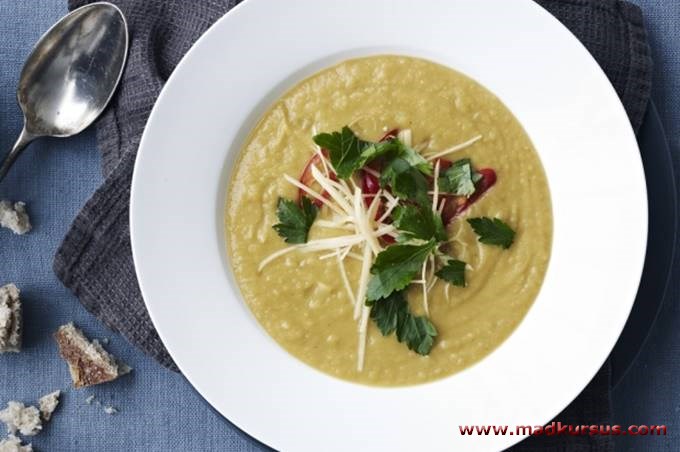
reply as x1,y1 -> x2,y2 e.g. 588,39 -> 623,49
0,2 -> 128,183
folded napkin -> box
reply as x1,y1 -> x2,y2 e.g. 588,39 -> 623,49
54,0 -> 651,450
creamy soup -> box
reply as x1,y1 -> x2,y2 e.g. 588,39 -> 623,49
226,56 -> 552,386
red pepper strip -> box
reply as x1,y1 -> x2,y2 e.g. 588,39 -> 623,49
361,169 -> 381,206
379,128 -> 400,142
297,150 -> 336,207
440,168 -> 497,224
436,157 -> 452,171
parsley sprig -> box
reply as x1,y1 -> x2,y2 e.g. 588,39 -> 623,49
313,127 -> 432,182
366,239 -> 437,301
392,204 -> 447,243
467,217 -> 516,249
438,158 -> 482,197
367,291 -> 437,355
273,197 -> 318,244
271,125 -> 518,360
435,259 -> 467,287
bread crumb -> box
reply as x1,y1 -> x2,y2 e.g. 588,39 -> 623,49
0,201 -> 31,235
0,284 -> 22,354
0,434 -> 32,452
38,391 -> 60,422
117,362 -> 133,376
103,406 -> 118,415
100,338 -> 109,345
84,395 -> 95,405
0,402 -> 41,436
54,323 -> 129,388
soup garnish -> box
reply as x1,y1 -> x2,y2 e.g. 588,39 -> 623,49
263,126 -> 515,370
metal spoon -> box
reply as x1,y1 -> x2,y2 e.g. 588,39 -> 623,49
0,2 -> 128,184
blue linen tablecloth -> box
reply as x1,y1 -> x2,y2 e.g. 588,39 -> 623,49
0,1 -> 676,451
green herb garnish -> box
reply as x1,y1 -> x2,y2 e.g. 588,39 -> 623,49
269,126 -> 517,364
366,239 -> 437,301
380,157 -> 430,206
367,291 -> 437,355
435,259 -> 467,287
438,158 -> 481,197
355,139 -> 401,167
467,217 -> 515,249
272,197 -> 318,244
392,204 -> 447,242
313,127 -> 432,180
312,126 -> 370,179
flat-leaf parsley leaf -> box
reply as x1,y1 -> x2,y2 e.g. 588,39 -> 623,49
380,157 -> 430,206
435,259 -> 467,287
392,204 -> 447,242
272,197 -> 318,244
438,158 -> 481,197
313,126 -> 371,179
367,290 -> 437,355
467,217 -> 515,249
366,239 -> 437,301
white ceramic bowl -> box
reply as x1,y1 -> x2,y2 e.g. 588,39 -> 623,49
130,0 -> 647,450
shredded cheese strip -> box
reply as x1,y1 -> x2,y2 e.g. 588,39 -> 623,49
310,139 -> 352,199
330,214 -> 354,224
318,248 -> 363,262
311,166 -> 354,214
318,248 -> 346,260
340,178 -> 356,198
367,190 -> 383,226
377,195 -> 400,224
283,174 -> 346,217
421,259 -> 429,316
425,135 -> 483,161
383,190 -> 398,203
432,159 -> 441,212
362,166 -> 380,178
353,188 -> 381,256
345,252 -> 363,261
397,129 -> 412,147
327,179 -> 354,200
356,304 -> 371,371
353,243 -> 373,320
339,245 -> 353,260
437,198 -> 446,216
315,147 -> 331,178
336,251 -> 355,306
427,278 -> 438,293
383,230 -> 399,239
427,254 -> 438,292
414,139 -> 430,152
258,234 -> 365,271
315,220 -> 355,231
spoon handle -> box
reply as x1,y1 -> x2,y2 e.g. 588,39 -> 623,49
0,128 -> 35,184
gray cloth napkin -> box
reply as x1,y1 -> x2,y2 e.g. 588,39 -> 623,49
54,0 -> 652,450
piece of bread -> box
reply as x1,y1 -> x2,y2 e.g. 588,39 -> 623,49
0,284 -> 22,354
54,323 -> 128,388
37,391 -> 60,422
0,435 -> 32,452
0,402 -> 41,436
0,201 -> 31,235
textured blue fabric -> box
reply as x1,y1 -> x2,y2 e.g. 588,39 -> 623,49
612,2 -> 680,451
0,1 -> 260,451
0,1 -> 676,451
